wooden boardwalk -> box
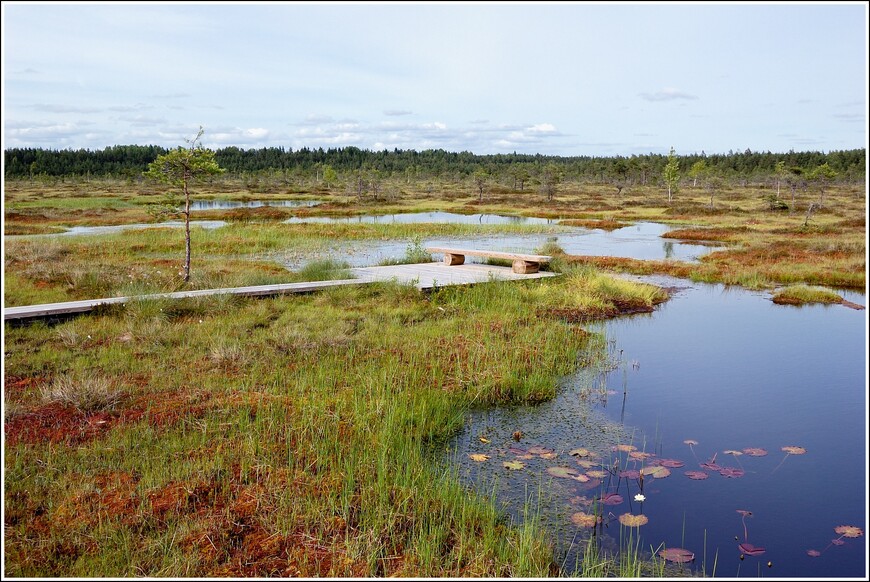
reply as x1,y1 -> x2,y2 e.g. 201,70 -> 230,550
4,262 -> 555,321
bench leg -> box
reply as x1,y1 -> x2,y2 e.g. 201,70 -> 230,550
512,260 -> 540,274
444,253 -> 465,266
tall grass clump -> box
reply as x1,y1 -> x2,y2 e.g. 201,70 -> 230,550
40,374 -> 125,412
771,285 -> 844,306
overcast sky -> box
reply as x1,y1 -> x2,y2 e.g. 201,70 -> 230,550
2,2 -> 867,156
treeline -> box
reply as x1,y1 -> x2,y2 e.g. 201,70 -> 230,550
4,145 -> 865,184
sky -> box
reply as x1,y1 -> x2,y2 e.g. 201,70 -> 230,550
2,2 -> 867,157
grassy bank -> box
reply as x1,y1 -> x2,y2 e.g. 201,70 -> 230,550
4,269 -> 666,577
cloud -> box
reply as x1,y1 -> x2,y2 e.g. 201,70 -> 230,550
638,88 -> 699,102
833,113 -> 864,122
118,115 -> 167,127
13,68 -> 40,75
31,103 -> 104,113
383,109 -> 413,116
149,92 -> 191,99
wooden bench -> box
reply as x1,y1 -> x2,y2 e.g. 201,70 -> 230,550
426,247 -> 552,274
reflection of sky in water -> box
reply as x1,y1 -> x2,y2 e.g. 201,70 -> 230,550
189,199 -> 321,210
53,221 -> 228,236
283,212 -> 555,225
447,278 -> 866,577
279,222 -> 717,269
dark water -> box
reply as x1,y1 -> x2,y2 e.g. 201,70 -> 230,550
189,199 -> 321,210
448,278 -> 867,578
283,211 -> 555,225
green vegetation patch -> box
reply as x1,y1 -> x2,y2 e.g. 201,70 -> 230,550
771,285 -> 845,306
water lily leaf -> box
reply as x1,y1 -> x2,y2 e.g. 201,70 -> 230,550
700,461 -> 721,471
599,492 -> 624,505
834,525 -> 863,538
659,548 -> 695,563
657,458 -> 685,468
641,465 -> 671,478
736,509 -> 753,517
724,449 -> 743,456
572,473 -> 591,483
478,436 -> 491,444
619,470 -> 640,479
742,447 -> 768,457
738,542 -> 766,556
528,445 -> 554,455
618,513 -> 648,527
629,451 -> 652,460
684,471 -> 709,480
781,446 -> 807,455
571,512 -> 601,528
547,466 -> 580,479
806,549 -> 821,557
683,439 -> 699,446
503,460 -> 525,470
469,453 -> 490,462
539,452 -> 558,460
719,467 -> 745,478
831,538 -> 845,546
508,447 -> 527,455
614,444 -> 637,452
576,459 -> 598,469
586,470 -> 609,479
569,448 -> 595,458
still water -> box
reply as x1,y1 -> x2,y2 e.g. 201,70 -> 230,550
448,277 -> 867,577
189,199 -> 321,210
283,211 -> 555,225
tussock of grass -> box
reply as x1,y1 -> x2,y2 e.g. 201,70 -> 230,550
771,285 -> 844,306
40,374 -> 125,412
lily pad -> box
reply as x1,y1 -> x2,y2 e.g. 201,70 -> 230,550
782,446 -> 807,455
478,436 -> 491,444
571,512 -> 601,528
657,458 -> 685,468
738,542 -> 766,556
614,444 -> 637,452
619,469 -> 641,479
683,439 -> 699,446
547,466 -> 580,479
806,549 -> 821,557
469,453 -> 490,462
576,459 -> 598,469
599,492 -> 624,505
684,471 -> 709,480
659,548 -> 695,563
569,448 -> 595,458
618,513 -> 648,527
539,452 -> 558,460
831,538 -> 845,546
723,449 -> 743,456
503,460 -> 525,470
629,451 -> 652,460
700,461 -> 721,471
719,467 -> 745,478
834,525 -> 863,538
586,470 -> 609,479
641,465 -> 671,478
528,445 -> 554,455
742,447 -> 768,457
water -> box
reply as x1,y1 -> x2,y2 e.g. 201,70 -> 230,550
448,278 -> 867,578
277,222 -> 716,268
189,199 -> 321,210
51,220 -> 227,236
283,211 -> 555,225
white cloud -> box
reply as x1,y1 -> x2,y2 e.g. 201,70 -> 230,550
638,88 -> 699,102
383,109 -> 413,116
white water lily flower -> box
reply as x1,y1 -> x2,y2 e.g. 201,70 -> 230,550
634,494 -> 646,502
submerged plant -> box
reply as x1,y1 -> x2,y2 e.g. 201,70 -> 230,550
736,509 -> 766,557
807,525 -> 864,557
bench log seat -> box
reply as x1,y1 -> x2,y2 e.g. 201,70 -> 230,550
426,247 -> 552,274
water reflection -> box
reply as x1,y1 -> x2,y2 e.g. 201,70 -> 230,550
283,211 -> 555,225
189,199 -> 321,210
446,279 -> 866,577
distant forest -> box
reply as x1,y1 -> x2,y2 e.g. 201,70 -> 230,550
3,145 -> 866,185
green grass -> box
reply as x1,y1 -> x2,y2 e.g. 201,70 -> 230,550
3,270 -> 670,577
770,284 -> 845,306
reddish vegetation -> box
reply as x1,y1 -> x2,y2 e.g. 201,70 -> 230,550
4,403 -> 137,447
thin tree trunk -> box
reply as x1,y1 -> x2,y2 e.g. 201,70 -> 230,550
183,173 -> 191,283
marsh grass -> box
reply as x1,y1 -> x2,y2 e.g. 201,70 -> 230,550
39,374 -> 126,412
771,285 -> 845,306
